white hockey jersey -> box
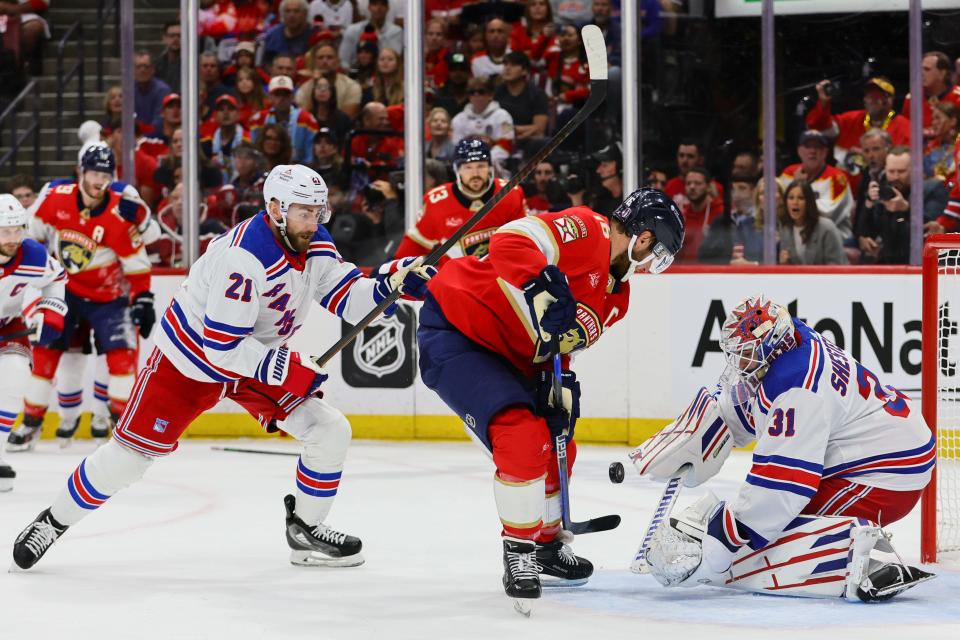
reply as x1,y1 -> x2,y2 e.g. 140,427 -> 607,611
0,238 -> 67,327
155,213 -> 386,384
715,319 -> 934,549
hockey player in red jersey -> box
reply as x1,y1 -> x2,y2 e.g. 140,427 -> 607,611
0,194 -> 68,490
417,188 -> 685,606
394,138 -> 527,264
11,164 -> 436,571
5,145 -> 155,451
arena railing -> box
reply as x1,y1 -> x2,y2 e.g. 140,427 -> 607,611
0,79 -> 41,180
96,0 -> 120,94
55,20 -> 85,153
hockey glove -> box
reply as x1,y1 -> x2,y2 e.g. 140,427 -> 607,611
116,196 -> 142,224
522,265 -> 577,343
535,368 -> 580,440
130,292 -> 156,338
374,257 -> 438,316
29,298 -> 68,346
280,351 -> 329,398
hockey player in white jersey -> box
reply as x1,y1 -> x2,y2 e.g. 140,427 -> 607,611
636,295 -> 934,602
11,164 -> 435,569
0,194 -> 68,490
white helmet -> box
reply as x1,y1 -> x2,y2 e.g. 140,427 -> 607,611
77,120 -> 103,146
263,164 -> 330,223
0,193 -> 27,228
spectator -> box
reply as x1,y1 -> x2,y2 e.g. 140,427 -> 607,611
903,51 -> 960,134
854,129 -> 892,213
756,174 -> 786,224
142,93 -> 182,158
451,76 -> 515,173
510,0 -> 555,62
304,43 -> 362,119
778,180 -> 848,265
698,175 -> 763,265
544,22 -> 591,108
550,0 -> 592,24
271,53 -> 298,81
675,166 -> 725,263
925,102 -> 959,184
434,51 -> 471,118
425,18 -> 449,89
201,95 -> 251,184
425,107 -> 456,163
155,21 -> 182,92
731,150 -> 759,180
263,0 -> 317,65
0,0 -> 48,74
199,51 -> 230,113
495,51 -> 549,154
102,122 -> 159,208
645,167 -> 668,190
351,28 -> 379,95
524,160 -> 570,214
102,85 -> 123,127
350,101 -> 404,177
233,66 -> 268,127
779,130 -> 855,240
471,17 -> 512,80
339,0 -> 403,70
589,0 -> 621,67
148,182 -> 228,267
589,142 -> 623,216
309,0 -> 355,34
7,173 -> 37,210
463,23 -> 486,59
231,142 -> 268,209
330,177 -> 405,266
134,50 -> 172,126
664,139 -> 725,203
424,158 -> 450,191
371,47 -> 404,106
296,75 -> 353,144
154,128 -> 224,193
857,146 -> 948,264
249,75 -> 320,163
806,77 -> 910,166
222,41 -> 269,88
309,127 -> 346,187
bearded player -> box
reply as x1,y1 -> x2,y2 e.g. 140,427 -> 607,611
0,194 -> 68,490
394,138 -> 527,264
637,295 -> 934,602
12,164 -> 435,571
5,145 -> 155,450
417,188 -> 685,607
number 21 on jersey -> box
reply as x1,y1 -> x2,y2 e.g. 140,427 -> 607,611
225,273 -> 253,302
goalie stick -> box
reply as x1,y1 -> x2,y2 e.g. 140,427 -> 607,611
311,24 -> 610,369
629,468 -> 688,573
0,327 -> 35,341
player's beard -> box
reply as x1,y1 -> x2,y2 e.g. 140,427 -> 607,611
609,251 -> 630,281
286,230 -> 313,253
0,241 -> 21,259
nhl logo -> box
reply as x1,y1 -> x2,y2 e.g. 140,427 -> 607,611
353,314 -> 406,378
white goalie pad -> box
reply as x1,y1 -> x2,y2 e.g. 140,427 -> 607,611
629,387 -> 734,487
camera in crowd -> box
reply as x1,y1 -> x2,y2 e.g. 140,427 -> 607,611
821,80 -> 842,99
877,177 -> 897,202
362,171 -> 405,208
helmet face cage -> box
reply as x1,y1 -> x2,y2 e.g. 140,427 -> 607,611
719,296 -> 795,397
264,165 -> 330,227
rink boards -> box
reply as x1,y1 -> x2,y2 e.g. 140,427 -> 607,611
37,265 -> 937,445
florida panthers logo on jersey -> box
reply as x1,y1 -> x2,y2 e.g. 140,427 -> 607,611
58,229 -> 98,274
533,302 -> 602,362
459,227 -> 497,259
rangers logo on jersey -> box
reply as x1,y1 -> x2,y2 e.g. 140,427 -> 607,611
57,229 -> 98,273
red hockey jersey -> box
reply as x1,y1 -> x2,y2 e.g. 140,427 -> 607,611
427,208 -> 630,377
394,178 -> 528,265
29,179 -> 152,303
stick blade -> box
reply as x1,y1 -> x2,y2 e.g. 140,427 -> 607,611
581,24 -> 608,81
568,514 -> 621,535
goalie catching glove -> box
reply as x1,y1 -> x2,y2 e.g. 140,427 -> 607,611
374,257 -> 438,316
629,387 -> 734,487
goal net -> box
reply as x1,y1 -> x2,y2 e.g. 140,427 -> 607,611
922,235 -> 960,562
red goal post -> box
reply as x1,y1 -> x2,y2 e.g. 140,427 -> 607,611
921,234 -> 960,563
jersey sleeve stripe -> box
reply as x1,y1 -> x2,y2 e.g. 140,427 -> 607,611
319,268 -> 363,313
822,435 -> 936,478
732,401 -> 756,436
745,474 -> 818,498
494,217 -> 559,265
203,315 -> 254,336
161,301 -> 241,382
803,339 -> 825,391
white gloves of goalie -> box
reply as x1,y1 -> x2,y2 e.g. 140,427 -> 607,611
645,493 -> 734,588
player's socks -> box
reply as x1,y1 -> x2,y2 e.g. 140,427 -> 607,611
56,386 -> 83,445
11,508 -> 69,570
283,494 -> 363,567
5,414 -> 43,452
856,563 -> 936,602
293,456 -> 341,525
502,537 -> 542,599
535,539 -> 593,586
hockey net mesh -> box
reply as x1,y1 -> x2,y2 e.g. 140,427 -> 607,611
936,248 -> 960,553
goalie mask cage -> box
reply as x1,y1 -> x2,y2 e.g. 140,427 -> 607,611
922,234 -> 960,563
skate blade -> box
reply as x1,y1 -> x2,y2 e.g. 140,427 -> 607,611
8,561 -> 28,573
289,550 -> 365,567
540,576 -> 589,588
875,573 -> 937,599
4,443 -> 37,454
57,437 -> 74,449
512,599 -> 533,617
0,482 -> 13,493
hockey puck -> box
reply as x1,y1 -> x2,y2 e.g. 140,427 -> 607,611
609,461 -> 625,484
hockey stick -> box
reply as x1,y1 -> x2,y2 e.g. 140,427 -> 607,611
210,446 -> 299,457
629,469 -> 688,573
311,25 -> 609,369
0,327 -> 36,341
552,350 -> 621,536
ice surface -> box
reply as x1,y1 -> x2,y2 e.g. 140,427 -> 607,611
1,440 -> 958,640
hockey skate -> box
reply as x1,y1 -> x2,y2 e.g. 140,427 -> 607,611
502,537 -> 541,616
90,414 -> 112,442
283,494 -> 364,567
536,539 -> 593,587
0,453 -> 14,492
11,508 -> 68,570
5,416 -> 42,452
56,417 -> 80,448
856,563 -> 936,602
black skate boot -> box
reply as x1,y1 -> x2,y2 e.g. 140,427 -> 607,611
856,563 -> 936,602
536,539 -> 594,587
502,537 -> 541,616
90,414 -> 113,441
56,417 -> 81,448
283,494 -> 363,567
0,453 -> 14,492
5,415 -> 42,452
12,508 -> 69,570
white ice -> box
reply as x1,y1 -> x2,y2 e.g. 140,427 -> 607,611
1,439 -> 959,640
